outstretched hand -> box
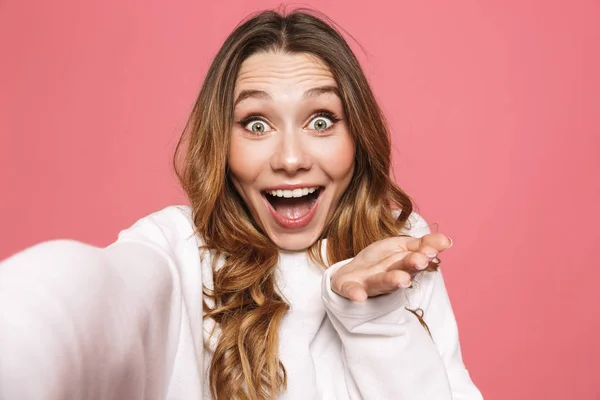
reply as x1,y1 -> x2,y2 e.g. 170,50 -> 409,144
330,233 -> 453,304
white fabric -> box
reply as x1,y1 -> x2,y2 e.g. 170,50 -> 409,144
0,205 -> 483,399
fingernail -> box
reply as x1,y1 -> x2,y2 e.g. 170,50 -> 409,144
447,238 -> 453,249
426,252 -> 437,259
416,262 -> 429,270
400,281 -> 412,288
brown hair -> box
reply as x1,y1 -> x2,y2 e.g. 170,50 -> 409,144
175,8 -> 421,400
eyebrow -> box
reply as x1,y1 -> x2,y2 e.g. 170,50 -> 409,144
234,85 -> 341,106
302,85 -> 341,100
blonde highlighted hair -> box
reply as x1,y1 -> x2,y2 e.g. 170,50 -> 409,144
175,9 -> 419,400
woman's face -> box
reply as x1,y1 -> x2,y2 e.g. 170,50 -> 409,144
228,51 -> 355,251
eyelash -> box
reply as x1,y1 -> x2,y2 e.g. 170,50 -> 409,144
237,110 -> 342,135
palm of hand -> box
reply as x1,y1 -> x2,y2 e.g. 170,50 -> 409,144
330,233 -> 452,304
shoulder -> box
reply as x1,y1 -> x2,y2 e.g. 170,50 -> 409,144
396,210 -> 433,239
116,205 -> 201,259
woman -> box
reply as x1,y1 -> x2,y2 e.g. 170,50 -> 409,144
0,9 -> 483,400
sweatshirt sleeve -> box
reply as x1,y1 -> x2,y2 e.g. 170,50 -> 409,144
0,208 -> 190,400
321,212 -> 483,400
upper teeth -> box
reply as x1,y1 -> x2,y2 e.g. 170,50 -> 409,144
267,187 -> 318,198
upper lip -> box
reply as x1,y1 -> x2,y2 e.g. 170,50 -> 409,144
261,183 -> 323,192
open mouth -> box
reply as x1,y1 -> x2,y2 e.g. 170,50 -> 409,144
262,186 -> 323,229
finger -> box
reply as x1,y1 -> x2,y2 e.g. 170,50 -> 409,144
363,270 -> 412,295
416,244 -> 439,259
340,281 -> 368,304
385,251 -> 431,273
405,233 -> 453,253
373,251 -> 410,272
357,236 -> 416,263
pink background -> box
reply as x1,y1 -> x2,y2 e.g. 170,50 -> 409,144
1,0 -> 599,398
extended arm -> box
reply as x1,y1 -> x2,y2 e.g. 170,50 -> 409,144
0,235 -> 182,399
321,213 -> 483,399
322,261 -> 453,400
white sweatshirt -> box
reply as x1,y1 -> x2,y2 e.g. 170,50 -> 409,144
0,205 -> 483,400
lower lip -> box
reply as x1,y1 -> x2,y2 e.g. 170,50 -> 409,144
262,190 -> 322,229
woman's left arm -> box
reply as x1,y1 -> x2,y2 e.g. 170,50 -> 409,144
416,268 -> 484,399
323,261 -> 453,400
322,264 -> 483,400
322,213 -> 483,399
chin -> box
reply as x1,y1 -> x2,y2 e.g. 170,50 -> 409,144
266,228 -> 324,251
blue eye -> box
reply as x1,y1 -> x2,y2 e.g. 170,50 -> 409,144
244,120 -> 272,134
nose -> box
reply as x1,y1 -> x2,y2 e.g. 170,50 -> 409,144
270,128 -> 312,174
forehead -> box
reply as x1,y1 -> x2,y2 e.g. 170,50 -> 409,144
234,52 -> 337,97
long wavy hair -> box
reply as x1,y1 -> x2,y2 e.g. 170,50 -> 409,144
174,9 -> 424,400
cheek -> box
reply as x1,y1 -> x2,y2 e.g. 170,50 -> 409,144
315,134 -> 355,180
228,133 -> 264,186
